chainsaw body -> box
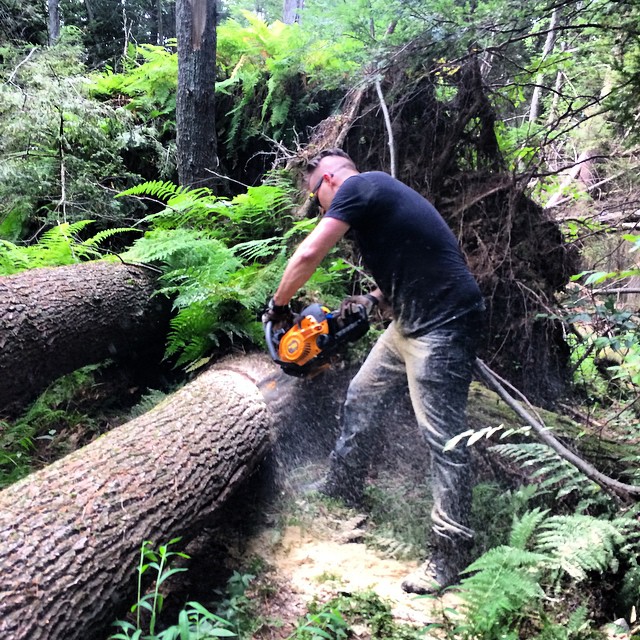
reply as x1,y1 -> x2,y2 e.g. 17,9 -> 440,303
265,302 -> 369,376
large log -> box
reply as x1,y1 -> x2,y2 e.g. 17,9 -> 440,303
0,366 -> 272,640
0,261 -> 167,414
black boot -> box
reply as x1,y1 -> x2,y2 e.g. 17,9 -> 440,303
401,536 -> 473,595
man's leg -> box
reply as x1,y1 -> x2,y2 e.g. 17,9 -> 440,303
321,323 -> 408,506
400,325 -> 478,593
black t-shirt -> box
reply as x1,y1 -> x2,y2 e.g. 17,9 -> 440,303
324,171 -> 483,337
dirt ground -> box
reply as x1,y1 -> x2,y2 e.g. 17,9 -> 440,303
239,496 -> 459,639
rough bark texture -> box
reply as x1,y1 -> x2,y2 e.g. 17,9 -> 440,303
0,366 -> 272,640
47,0 -> 60,44
176,0 -> 217,187
0,261 -> 167,414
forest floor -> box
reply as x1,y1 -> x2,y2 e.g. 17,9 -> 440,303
238,495 -> 451,639
187,451 -> 463,640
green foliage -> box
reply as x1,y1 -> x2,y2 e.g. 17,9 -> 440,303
91,44 -> 178,126
0,365 -> 103,488
302,590 -> 422,640
119,178 -> 350,367
213,572 -> 259,639
456,545 -> 550,638
446,509 -> 618,639
111,539 -> 236,640
490,442 -> 604,508
535,515 -> 623,582
0,220 -> 134,275
0,36 -> 150,238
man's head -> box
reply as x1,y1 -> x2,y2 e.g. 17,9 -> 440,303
306,148 -> 359,212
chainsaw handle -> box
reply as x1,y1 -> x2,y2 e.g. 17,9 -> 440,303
264,320 -> 281,362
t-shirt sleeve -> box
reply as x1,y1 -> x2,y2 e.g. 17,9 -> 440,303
324,175 -> 373,227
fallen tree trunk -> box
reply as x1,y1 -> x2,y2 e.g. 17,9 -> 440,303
0,365 -> 272,640
0,261 -> 168,414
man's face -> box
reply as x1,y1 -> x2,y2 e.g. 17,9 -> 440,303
307,161 -> 334,212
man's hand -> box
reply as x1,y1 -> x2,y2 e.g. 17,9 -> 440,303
261,297 -> 293,326
339,294 -> 379,318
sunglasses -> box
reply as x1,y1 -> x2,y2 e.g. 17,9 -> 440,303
308,174 -> 325,206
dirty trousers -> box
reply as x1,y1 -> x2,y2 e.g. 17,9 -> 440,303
326,319 -> 479,551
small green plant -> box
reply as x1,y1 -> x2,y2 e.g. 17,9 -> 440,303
287,609 -> 349,640
299,590 -> 422,640
111,539 -> 236,640
213,571 -> 259,639
0,365 -> 103,488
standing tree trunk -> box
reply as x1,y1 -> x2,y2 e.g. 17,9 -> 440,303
176,0 -> 217,187
528,8 -> 560,124
0,366 -> 272,640
282,0 -> 304,23
48,0 -> 60,44
0,261 -> 167,414
156,0 -> 164,43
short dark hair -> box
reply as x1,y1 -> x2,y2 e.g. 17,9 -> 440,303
306,148 -> 355,174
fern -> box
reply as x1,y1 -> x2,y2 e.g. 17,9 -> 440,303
509,507 -> 549,549
0,221 -> 132,275
490,442 -> 602,506
116,178 -> 347,366
456,546 -> 550,638
534,514 -> 624,581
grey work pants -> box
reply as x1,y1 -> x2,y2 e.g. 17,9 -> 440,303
327,316 -> 480,549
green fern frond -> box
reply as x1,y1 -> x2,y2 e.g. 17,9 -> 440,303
490,443 -> 600,504
82,226 -> 140,247
232,236 -> 283,261
0,221 -> 133,275
613,508 -> 640,561
509,508 -> 549,549
458,546 -> 549,635
117,179 -> 187,201
534,514 -> 623,581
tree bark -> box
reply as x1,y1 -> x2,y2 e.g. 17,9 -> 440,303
528,8 -> 559,124
157,0 -> 164,43
0,261 -> 167,414
176,0 -> 217,187
47,0 -> 60,45
282,0 -> 304,24
0,366 -> 272,640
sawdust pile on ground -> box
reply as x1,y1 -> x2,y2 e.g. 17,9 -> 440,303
243,502 -> 459,639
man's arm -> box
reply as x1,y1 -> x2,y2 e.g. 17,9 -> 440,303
272,217 -> 350,305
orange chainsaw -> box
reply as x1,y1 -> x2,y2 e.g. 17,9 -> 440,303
265,302 -> 369,377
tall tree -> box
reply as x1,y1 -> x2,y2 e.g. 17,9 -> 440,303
175,0 -> 217,187
47,0 -> 60,44
282,0 -> 303,23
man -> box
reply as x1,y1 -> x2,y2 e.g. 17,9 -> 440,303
262,148 -> 484,594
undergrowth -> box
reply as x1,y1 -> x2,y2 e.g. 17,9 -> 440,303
117,177 -> 353,368
0,364 -> 104,487
110,538 -> 423,640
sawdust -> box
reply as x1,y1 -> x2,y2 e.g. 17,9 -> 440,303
244,506 -> 460,638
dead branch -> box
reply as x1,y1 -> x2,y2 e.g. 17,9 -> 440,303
475,357 -> 640,502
